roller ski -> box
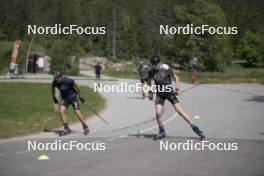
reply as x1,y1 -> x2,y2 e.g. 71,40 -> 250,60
153,127 -> 166,140
191,124 -> 205,140
58,128 -> 72,137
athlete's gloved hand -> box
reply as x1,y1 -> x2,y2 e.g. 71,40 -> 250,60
175,88 -> 180,96
79,96 -> 85,103
53,97 -> 59,104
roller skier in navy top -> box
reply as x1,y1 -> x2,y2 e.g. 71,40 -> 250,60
51,71 -> 89,136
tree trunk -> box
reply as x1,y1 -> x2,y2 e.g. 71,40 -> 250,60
112,6 -> 117,59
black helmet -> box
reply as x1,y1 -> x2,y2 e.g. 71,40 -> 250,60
54,71 -> 63,79
150,55 -> 161,65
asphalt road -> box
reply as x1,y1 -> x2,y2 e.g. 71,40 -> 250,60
0,72 -> 264,176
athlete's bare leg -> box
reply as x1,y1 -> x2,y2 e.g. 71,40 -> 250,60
59,105 -> 71,134
155,104 -> 164,128
74,109 -> 86,124
153,104 -> 167,140
96,74 -> 101,87
141,82 -> 145,98
59,105 -> 68,124
173,103 -> 192,125
74,109 -> 89,134
173,102 -> 205,139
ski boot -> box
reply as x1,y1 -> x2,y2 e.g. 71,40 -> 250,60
83,127 -> 90,135
153,127 -> 166,140
191,124 -> 205,140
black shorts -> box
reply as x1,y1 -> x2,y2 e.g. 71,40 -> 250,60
155,92 -> 179,105
61,96 -> 80,110
140,78 -> 148,84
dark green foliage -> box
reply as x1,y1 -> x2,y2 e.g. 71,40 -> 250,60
0,0 -> 263,72
237,32 -> 264,68
0,41 -> 13,74
49,38 -> 85,74
168,0 -> 232,71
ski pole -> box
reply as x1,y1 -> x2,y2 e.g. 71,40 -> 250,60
179,84 -> 201,94
86,103 -> 109,125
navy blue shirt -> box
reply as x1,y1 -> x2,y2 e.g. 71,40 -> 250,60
52,76 -> 77,99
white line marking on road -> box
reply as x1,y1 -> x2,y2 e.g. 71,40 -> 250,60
119,135 -> 128,138
140,113 -> 178,133
115,116 -> 176,138
16,150 -> 30,154
116,114 -> 179,138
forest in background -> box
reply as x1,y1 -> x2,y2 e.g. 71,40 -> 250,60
0,0 -> 263,73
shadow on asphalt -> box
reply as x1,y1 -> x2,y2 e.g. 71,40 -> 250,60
245,95 -> 264,103
127,133 -> 201,141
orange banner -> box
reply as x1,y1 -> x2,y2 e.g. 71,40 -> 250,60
9,39 -> 21,73
11,39 -> 21,64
